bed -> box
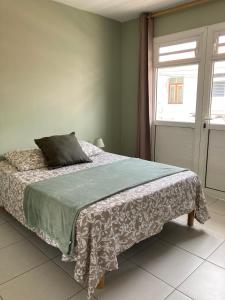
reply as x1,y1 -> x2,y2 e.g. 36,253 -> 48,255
0,150 -> 210,298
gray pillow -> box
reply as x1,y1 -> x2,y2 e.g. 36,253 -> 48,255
35,132 -> 92,168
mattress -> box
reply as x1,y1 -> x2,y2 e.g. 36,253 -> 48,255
0,152 -> 210,298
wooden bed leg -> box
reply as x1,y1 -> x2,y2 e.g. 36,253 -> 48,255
97,276 -> 105,289
188,210 -> 195,227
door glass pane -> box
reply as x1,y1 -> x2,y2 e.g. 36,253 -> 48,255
218,35 -> 225,44
159,41 -> 197,54
210,61 -> 225,124
159,51 -> 195,62
156,65 -> 198,122
218,46 -> 225,54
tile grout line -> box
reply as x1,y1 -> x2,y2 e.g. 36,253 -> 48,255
2,205 -> 225,299
204,257 -> 225,271
128,257 -> 176,290
25,236 -> 59,260
174,289 -> 195,300
0,259 -> 51,287
158,234 -> 225,261
0,221 -> 7,226
9,220 -> 60,260
50,257 -> 84,291
66,288 -> 85,300
0,238 -> 25,251
125,234 -> 223,299
208,209 -> 225,217
163,289 -> 176,300
125,239 -> 206,296
8,218 -> 93,296
137,237 -> 207,263
205,240 -> 225,260
28,253 -> 83,300
163,288 -> 194,300
160,230 -> 225,294
3,220 -> 81,290
175,259 -> 206,292
67,289 -> 98,300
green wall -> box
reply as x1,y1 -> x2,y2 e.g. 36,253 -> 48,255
0,0 -> 121,154
121,19 -> 139,156
121,0 -> 225,156
2,0 -> 225,157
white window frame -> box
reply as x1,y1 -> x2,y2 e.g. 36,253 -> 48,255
153,27 -> 207,128
200,22 -> 225,134
213,30 -> 225,59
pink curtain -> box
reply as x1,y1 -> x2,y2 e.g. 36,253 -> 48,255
136,13 -> 154,160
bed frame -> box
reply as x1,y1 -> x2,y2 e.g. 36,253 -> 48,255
97,210 -> 195,289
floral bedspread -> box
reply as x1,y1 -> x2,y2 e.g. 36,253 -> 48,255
0,152 -> 210,298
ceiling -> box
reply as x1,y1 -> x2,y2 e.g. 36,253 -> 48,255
53,0 -> 191,22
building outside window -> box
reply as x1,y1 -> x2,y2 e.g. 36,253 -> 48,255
168,77 -> 184,104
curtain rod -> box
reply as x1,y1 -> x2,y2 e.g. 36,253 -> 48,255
151,0 -> 210,18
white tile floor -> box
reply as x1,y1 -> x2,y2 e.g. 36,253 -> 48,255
1,196 -> 225,300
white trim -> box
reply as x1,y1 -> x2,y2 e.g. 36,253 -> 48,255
154,59 -> 200,68
199,22 -> 225,189
153,121 -> 195,128
154,28 -> 205,67
192,28 -> 208,174
159,48 -> 196,57
207,124 -> 225,130
153,26 -> 207,173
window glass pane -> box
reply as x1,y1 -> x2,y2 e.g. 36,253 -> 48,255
218,46 -> 225,54
159,51 -> 195,62
177,85 -> 183,103
159,41 -> 197,54
156,65 -> 198,122
210,61 -> 225,124
218,35 -> 225,44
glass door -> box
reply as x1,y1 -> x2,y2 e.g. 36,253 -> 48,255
153,28 -> 207,173
153,22 -> 225,200
199,25 -> 225,198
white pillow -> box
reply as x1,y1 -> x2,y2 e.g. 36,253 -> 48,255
4,149 -> 47,171
79,141 -> 104,157
4,141 -> 103,172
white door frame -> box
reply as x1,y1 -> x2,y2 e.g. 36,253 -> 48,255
153,22 -> 225,201
198,22 -> 225,201
152,27 -> 208,174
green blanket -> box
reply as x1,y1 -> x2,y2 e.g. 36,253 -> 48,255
24,158 -> 186,255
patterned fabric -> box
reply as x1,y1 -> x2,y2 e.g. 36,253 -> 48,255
79,141 -> 103,157
3,141 -> 102,173
4,149 -> 47,171
0,153 -> 210,299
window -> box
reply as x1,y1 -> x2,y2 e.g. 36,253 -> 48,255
216,34 -> 225,55
156,65 -> 198,122
158,41 -> 197,63
212,81 -> 225,97
168,77 -> 184,104
155,37 -> 200,122
210,61 -> 225,124
210,31 -> 225,124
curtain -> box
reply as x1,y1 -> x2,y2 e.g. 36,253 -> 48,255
136,13 -> 154,160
